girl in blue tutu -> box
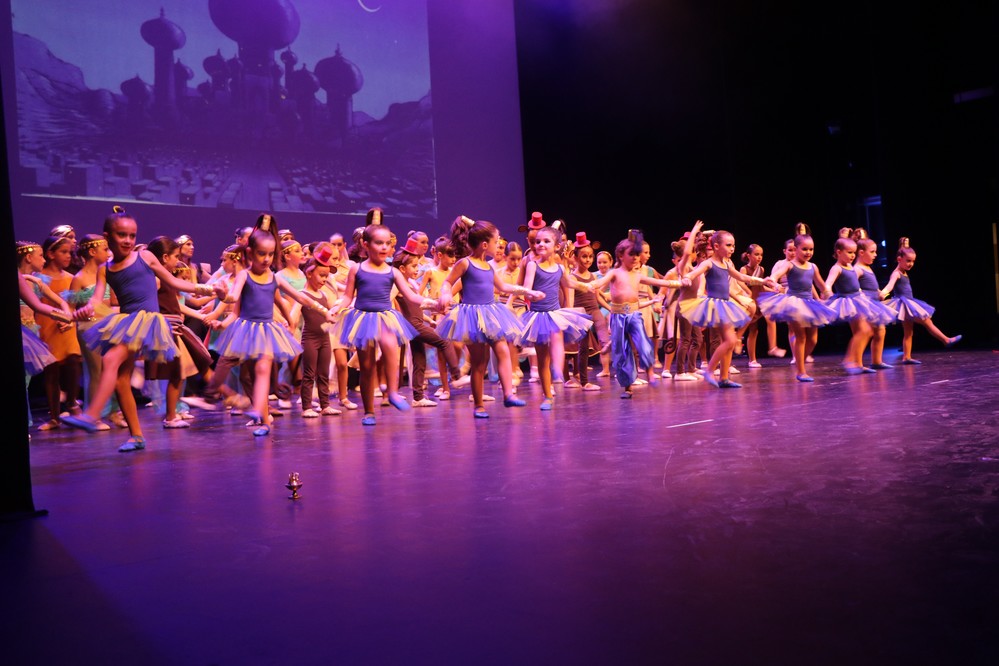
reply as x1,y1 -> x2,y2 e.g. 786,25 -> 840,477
519,226 -> 594,410
61,207 -> 224,451
681,230 -> 777,388
879,238 -> 961,364
330,224 -> 440,426
824,237 -> 896,374
757,233 -> 836,382
213,217 -> 336,435
436,216 -> 544,419
855,238 -> 897,369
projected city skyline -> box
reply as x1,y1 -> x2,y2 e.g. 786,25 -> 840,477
8,0 -> 435,221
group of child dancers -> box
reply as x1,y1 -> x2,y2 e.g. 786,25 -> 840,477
19,206 -> 961,452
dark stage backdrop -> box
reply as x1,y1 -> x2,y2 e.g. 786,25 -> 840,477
513,0 -> 999,348
1,0 -> 526,254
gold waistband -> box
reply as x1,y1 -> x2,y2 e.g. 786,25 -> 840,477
609,301 -> 640,314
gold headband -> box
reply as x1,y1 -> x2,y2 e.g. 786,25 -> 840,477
16,244 -> 41,256
281,240 -> 301,254
79,238 -> 107,251
175,235 -> 193,245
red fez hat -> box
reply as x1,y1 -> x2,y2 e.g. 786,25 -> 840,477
312,242 -> 334,267
402,238 -> 424,255
573,232 -> 591,248
518,211 -> 547,233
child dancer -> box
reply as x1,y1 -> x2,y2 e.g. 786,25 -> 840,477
768,239 -> 796,359
69,236 -> 128,429
331,224 -> 439,425
18,269 -> 70,428
736,243 -> 781,368
566,233 -> 608,391
519,226 -> 594,410
420,235 -> 467,398
143,236 -> 217,428
35,235 -> 84,430
855,238 -> 896,369
681,230 -> 777,388
590,230 -> 687,398
276,238 -> 307,408
61,207 -> 223,451
757,233 -> 836,382
394,240 -> 464,407
594,249 -> 614,377
297,254 -> 341,417
212,219 -> 334,435
879,238 -> 961,364
824,237 -> 894,374
436,216 -> 543,418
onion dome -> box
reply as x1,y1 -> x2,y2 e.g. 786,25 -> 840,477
174,59 -> 194,83
203,49 -> 227,78
315,46 -> 363,96
121,75 -> 153,102
288,64 -> 319,97
140,8 -> 186,50
208,0 -> 300,49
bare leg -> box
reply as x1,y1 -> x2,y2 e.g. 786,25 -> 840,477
536,344 -> 553,399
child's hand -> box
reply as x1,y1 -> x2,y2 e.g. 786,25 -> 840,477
527,290 -> 545,301
680,277 -> 692,287
72,304 -> 93,321
762,277 -> 778,291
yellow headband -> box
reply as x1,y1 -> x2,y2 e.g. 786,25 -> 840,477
16,243 -> 41,256
79,238 -> 107,251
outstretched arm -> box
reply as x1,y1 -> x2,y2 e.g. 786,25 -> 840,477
392,267 -> 439,311
879,269 -> 901,300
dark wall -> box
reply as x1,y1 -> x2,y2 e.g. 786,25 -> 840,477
514,0 -> 999,347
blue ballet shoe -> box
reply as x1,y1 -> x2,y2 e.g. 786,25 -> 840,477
843,365 -> 863,376
252,425 -> 270,437
473,407 -> 490,419
244,409 -> 263,424
860,367 -> 877,374
795,374 -> 814,382
620,390 -> 633,399
540,398 -> 554,411
61,413 -> 99,433
718,379 -> 742,388
945,335 -> 962,347
361,413 -> 376,426
870,363 -> 893,370
387,393 -> 410,411
702,370 -> 719,388
902,358 -> 922,365
118,436 -> 145,452
503,395 -> 525,407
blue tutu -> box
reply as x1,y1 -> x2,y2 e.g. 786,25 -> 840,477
678,296 -> 751,329
757,292 -> 836,326
885,296 -> 934,321
437,302 -> 524,343
214,318 -> 304,362
519,308 -> 593,345
22,325 -> 56,375
82,310 -> 177,363
826,292 -> 897,326
332,308 -> 417,349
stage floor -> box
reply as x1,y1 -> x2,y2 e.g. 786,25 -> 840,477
5,348 -> 999,664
